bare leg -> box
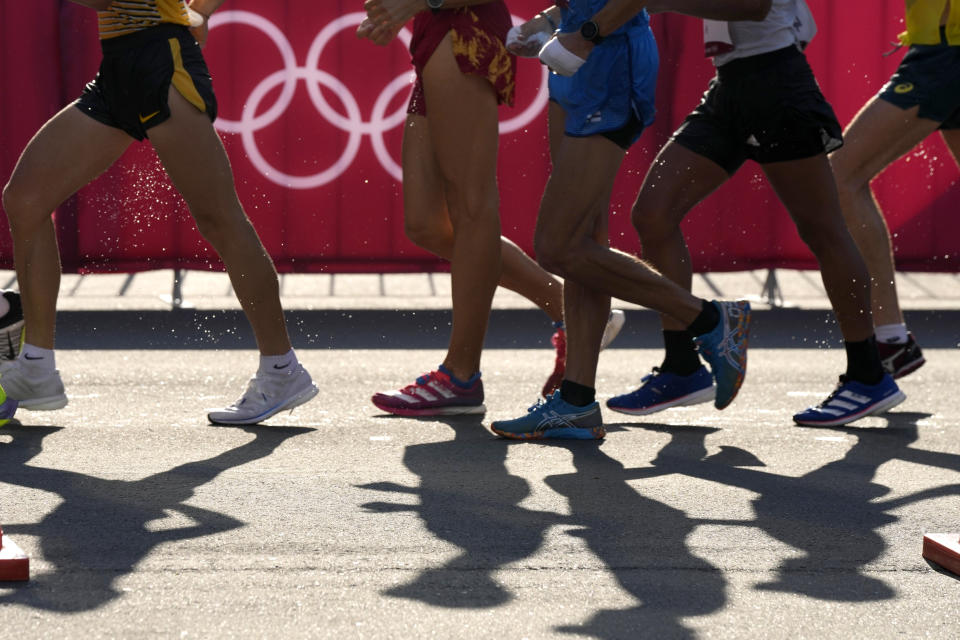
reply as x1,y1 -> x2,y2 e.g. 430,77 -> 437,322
542,104 -> 610,388
763,154 -> 874,341
418,33 -> 502,381
2,105 -> 132,349
534,112 -> 703,327
632,141 -> 729,330
148,87 -> 290,355
401,114 -> 563,323
831,99 -> 941,326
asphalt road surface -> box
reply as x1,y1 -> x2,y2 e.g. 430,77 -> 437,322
1,309 -> 958,638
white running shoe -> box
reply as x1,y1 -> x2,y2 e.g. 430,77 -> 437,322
208,364 -> 318,425
599,309 -> 626,351
0,359 -> 68,410
0,291 -> 24,361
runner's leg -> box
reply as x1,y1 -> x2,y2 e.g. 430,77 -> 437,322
2,105 -> 132,349
149,87 -> 291,356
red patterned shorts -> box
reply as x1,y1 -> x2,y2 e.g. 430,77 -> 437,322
407,3 -> 516,116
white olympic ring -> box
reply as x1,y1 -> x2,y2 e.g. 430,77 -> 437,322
209,11 -> 549,190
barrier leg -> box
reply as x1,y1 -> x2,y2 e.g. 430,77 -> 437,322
0,525 -> 29,582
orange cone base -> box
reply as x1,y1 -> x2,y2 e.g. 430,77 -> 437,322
922,533 -> 960,577
0,526 -> 29,582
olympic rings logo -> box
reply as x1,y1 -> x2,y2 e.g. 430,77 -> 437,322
209,11 -> 549,190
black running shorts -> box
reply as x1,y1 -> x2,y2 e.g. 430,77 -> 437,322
878,28 -> 960,130
671,46 -> 843,174
76,24 -> 217,141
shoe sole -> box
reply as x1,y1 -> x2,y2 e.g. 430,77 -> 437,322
371,400 -> 486,417
892,357 -> 925,380
793,389 -> 907,427
17,394 -> 68,411
607,385 -> 716,416
599,310 -> 626,351
490,425 -> 606,440
208,384 -> 319,425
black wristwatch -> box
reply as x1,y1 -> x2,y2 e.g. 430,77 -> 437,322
426,0 -> 444,10
580,20 -> 604,44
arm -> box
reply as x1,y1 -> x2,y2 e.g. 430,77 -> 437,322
186,0 -> 228,47
68,0 -> 114,9
555,0 -> 770,65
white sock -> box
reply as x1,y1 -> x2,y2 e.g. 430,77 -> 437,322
19,343 -> 56,372
875,323 -> 908,344
259,349 -> 297,375
0,293 -> 9,318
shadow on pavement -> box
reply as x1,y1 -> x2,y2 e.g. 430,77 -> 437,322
0,423 -> 312,611
359,411 -> 960,638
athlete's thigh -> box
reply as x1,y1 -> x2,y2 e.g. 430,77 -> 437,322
634,139 -> 728,227
148,87 -> 240,216
832,96 -> 940,186
420,32 -> 499,200
5,105 -> 131,216
762,153 -> 845,231
401,113 -> 449,233
537,132 -> 624,244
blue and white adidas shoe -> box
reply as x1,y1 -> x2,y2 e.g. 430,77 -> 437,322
793,374 -> 905,427
491,391 -> 605,440
607,366 -> 715,416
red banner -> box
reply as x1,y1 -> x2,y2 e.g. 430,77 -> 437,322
1,1 -> 957,273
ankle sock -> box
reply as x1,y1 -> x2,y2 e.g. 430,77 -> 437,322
686,300 -> 720,337
259,349 -> 298,375
19,344 -> 56,372
660,330 -> 701,376
560,379 -> 595,406
844,336 -> 885,385
875,323 -> 908,345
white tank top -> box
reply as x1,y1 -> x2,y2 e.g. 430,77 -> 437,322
704,0 -> 817,67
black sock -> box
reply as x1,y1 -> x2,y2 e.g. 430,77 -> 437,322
686,300 -> 720,337
660,330 -> 701,376
844,336 -> 885,385
560,380 -> 596,407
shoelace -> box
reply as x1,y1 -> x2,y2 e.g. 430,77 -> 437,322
404,372 -> 439,395
640,367 -> 662,384
232,376 -> 270,408
815,375 -> 850,408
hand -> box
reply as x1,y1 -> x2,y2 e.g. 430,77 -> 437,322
187,3 -> 209,47
357,17 -> 404,46
364,0 -> 422,30
506,15 -> 555,57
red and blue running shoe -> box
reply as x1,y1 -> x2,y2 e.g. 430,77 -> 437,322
372,368 -> 485,416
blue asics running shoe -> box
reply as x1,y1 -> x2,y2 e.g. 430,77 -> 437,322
694,300 -> 751,410
793,374 -> 905,427
606,366 -> 715,416
491,391 -> 605,440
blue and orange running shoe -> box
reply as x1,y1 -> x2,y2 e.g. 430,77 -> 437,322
694,300 -> 751,410
491,391 -> 605,440
372,368 -> 485,416
607,366 -> 715,416
793,374 -> 905,427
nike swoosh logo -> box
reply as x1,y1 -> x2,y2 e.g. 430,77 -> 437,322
23,354 -> 43,360
273,362 -> 291,370
138,110 -> 161,124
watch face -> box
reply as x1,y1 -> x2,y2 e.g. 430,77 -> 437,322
581,21 -> 599,40
427,0 -> 444,8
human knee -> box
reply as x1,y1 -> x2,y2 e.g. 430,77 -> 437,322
2,180 -> 43,233
631,200 -> 676,248
534,231 -> 577,277
403,218 -> 451,256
